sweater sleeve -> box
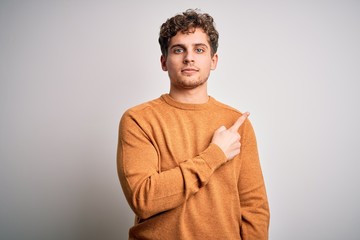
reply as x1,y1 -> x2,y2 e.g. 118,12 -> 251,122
117,111 -> 227,220
238,120 -> 270,240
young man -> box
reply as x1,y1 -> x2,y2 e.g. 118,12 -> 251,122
117,9 -> 270,240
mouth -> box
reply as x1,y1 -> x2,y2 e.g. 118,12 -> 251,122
181,68 -> 199,74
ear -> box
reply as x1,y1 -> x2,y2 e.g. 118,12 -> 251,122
210,53 -> 218,70
160,55 -> 167,71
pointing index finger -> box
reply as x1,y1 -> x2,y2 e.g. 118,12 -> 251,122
229,112 -> 250,132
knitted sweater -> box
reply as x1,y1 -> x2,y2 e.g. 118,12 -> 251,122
117,94 -> 270,240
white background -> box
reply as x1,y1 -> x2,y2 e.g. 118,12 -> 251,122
1,0 -> 359,239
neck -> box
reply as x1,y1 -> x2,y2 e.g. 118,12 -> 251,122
169,83 -> 209,104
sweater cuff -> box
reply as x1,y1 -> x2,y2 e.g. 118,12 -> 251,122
199,143 -> 227,170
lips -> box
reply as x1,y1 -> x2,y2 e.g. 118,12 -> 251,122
181,68 -> 199,74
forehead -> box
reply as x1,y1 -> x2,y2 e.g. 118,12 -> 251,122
169,28 -> 210,47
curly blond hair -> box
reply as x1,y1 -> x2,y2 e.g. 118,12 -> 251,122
159,9 -> 219,57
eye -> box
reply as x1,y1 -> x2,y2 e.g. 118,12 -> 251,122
173,48 -> 184,54
195,48 -> 205,53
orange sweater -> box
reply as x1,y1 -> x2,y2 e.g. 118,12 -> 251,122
117,94 -> 269,240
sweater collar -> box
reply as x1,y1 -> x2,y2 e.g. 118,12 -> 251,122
160,94 -> 214,110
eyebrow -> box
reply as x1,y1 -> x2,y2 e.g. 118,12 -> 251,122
169,43 -> 209,50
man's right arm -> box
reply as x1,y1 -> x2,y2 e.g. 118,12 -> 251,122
117,111 -> 248,220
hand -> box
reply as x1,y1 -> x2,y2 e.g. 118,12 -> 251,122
211,112 -> 249,161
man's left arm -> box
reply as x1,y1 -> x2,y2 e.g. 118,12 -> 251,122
238,119 -> 270,240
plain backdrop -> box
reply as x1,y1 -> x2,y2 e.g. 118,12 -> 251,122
1,0 -> 359,239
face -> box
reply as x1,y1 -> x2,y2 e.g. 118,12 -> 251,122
161,28 -> 218,90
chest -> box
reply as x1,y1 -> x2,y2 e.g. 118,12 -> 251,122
145,111 -> 223,171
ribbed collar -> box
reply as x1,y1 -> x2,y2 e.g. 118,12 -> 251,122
160,94 -> 214,110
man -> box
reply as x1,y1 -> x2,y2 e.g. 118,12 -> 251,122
117,9 -> 270,240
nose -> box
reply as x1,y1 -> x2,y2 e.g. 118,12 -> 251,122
183,51 -> 195,64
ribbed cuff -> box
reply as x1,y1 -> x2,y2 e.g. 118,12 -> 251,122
199,143 -> 227,170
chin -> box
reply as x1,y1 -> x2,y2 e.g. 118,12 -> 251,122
176,80 -> 207,89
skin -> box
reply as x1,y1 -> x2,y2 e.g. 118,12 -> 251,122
160,27 -> 249,160
161,28 -> 218,104
211,112 -> 250,160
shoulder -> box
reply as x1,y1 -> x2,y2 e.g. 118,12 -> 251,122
121,97 -> 165,120
211,97 -> 243,116
119,96 -> 169,131
125,97 -> 163,114
211,97 -> 256,135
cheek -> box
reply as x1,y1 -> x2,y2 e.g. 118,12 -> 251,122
201,60 -> 213,70
166,58 -> 180,71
